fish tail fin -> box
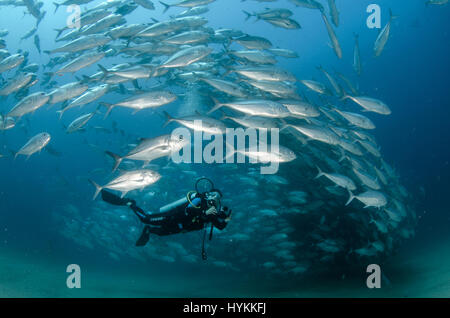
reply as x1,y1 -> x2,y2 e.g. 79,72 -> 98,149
54,27 -> 65,39
162,111 -> 174,127
105,151 -> 122,172
159,1 -> 170,13
345,190 -> 355,206
315,166 -> 324,179
100,102 -> 114,118
97,64 -> 109,79
53,2 -> 60,14
88,179 -> 102,200
207,97 -> 223,115
242,10 -> 253,21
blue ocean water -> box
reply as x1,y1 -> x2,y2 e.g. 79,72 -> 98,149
0,0 -> 449,297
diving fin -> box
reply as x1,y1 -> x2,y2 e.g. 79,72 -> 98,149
101,189 -> 129,206
136,226 -> 151,246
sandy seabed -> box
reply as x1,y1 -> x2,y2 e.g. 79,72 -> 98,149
0,234 -> 449,298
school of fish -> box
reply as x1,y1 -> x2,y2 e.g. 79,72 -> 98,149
0,0 -> 429,276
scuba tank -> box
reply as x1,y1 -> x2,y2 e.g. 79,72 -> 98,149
159,196 -> 188,213
159,192 -> 199,213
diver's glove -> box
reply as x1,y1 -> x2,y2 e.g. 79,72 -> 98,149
205,206 -> 218,216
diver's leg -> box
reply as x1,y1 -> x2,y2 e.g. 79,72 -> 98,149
128,202 -> 155,224
135,224 -> 171,247
136,226 -> 152,246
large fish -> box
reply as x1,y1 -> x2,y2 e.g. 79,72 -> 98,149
320,12 -> 342,59
327,0 -> 339,27
0,72 -> 34,96
282,123 -> 340,145
346,190 -> 387,209
343,95 -> 392,115
235,34 -> 272,50
280,100 -> 320,118
163,111 -> 227,134
208,98 -> 291,118
264,17 -> 301,29
225,144 -> 297,164
106,134 -> 190,171
7,92 -> 49,118
164,30 -> 210,45
66,111 -> 97,134
101,91 -> 177,116
89,169 -> 161,199
47,35 -> 111,54
316,166 -> 357,191
233,66 -> 296,82
48,82 -> 89,104
229,50 -> 277,65
0,53 -> 24,73
158,45 -> 212,69
374,9 -> 396,57
333,109 -> 376,130
80,14 -> 125,36
160,0 -> 215,13
200,77 -> 247,98
57,84 -> 109,118
50,52 -> 105,76
15,132 -> 51,159
243,8 -> 293,21
54,9 -> 111,38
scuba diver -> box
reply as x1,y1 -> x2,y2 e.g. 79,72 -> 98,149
100,178 -> 232,259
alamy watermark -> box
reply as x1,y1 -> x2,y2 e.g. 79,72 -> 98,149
66,264 -> 81,289
366,264 -> 382,289
66,5 -> 81,29
366,4 -> 382,29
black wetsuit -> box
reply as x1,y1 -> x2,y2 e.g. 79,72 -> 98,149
130,196 -> 229,237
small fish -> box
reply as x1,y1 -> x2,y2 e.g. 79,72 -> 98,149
34,35 -> 41,54
321,12 -> 342,59
353,34 -> 362,76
